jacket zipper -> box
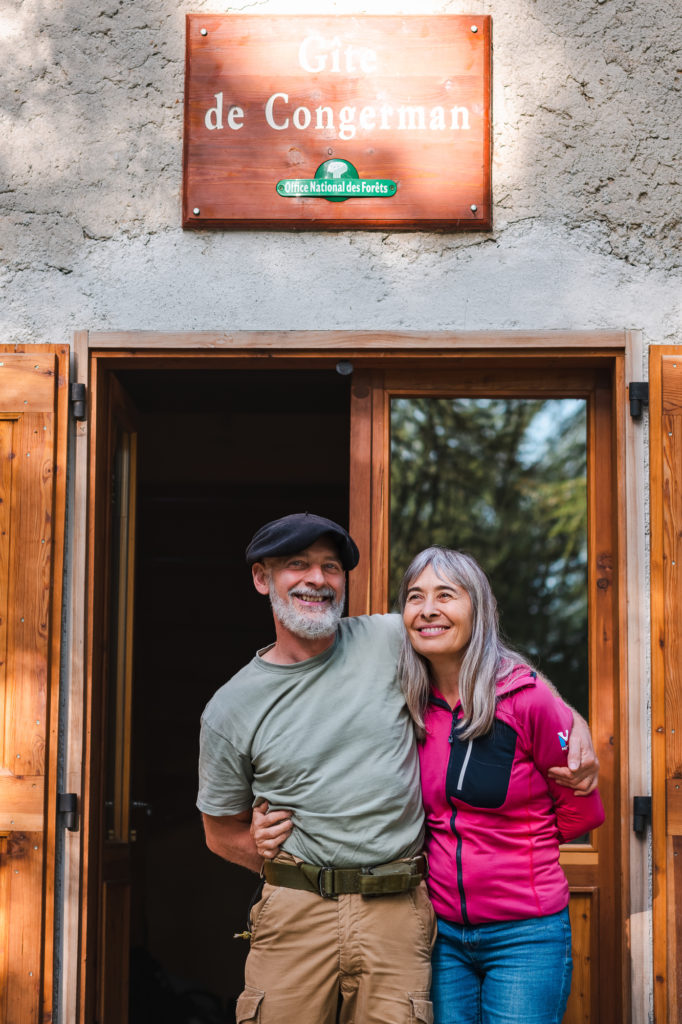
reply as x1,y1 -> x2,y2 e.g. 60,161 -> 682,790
431,674 -> 535,928
446,705 -> 470,925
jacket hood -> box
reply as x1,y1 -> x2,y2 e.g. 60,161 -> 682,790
495,663 -> 537,698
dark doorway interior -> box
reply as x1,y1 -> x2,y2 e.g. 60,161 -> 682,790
117,368 -> 351,1022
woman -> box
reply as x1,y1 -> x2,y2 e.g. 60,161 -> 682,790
398,546 -> 604,1024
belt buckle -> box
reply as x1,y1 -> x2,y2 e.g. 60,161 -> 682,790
318,866 -> 335,899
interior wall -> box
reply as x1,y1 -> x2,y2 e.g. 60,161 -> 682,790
121,369 -> 350,1013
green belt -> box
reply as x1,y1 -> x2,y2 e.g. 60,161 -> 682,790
263,855 -> 428,898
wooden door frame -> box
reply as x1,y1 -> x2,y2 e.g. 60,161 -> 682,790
61,329 -> 648,1023
94,374 -> 140,1022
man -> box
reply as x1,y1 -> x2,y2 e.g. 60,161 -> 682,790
198,513 -> 598,1024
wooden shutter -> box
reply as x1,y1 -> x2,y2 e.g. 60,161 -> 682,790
650,347 -> 682,1024
0,347 -> 69,1024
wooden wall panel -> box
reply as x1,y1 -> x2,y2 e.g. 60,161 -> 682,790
0,418 -> 17,768
348,373 -> 374,615
5,412 -> 52,774
589,385 -> 623,1023
0,348 -> 69,1024
5,833 -> 44,1021
348,371 -> 385,615
566,891 -> 596,1024
650,348 -> 682,1024
0,832 -> 10,1015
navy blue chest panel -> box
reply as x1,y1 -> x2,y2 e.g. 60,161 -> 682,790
445,719 -> 518,809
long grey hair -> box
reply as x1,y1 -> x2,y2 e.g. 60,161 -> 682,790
397,547 -> 524,741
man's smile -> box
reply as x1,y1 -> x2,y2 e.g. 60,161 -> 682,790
290,587 -> 335,609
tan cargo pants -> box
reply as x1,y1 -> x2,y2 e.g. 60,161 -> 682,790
235,874 -> 436,1024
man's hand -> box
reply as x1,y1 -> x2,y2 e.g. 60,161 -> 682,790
251,801 -> 293,860
548,711 -> 600,794
202,809 -> 263,873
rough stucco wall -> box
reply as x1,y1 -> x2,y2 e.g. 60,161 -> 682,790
0,0 -> 680,347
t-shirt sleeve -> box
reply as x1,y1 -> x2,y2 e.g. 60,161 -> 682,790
196,718 -> 254,817
521,680 -> 605,843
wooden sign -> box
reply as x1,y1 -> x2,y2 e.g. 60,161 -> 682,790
183,15 -> 491,231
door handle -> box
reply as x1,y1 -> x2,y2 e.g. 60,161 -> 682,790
131,801 -> 152,817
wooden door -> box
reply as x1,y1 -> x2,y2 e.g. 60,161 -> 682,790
0,347 -> 69,1023
95,375 -> 139,1023
348,365 -> 622,1024
650,348 -> 682,1024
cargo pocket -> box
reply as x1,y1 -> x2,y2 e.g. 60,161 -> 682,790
408,991 -> 434,1024
235,986 -> 265,1023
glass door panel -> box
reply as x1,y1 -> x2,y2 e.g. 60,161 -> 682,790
389,397 -> 588,719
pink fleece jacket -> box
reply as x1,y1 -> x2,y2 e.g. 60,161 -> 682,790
419,667 -> 604,925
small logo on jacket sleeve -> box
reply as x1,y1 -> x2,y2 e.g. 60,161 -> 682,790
557,730 -> 569,750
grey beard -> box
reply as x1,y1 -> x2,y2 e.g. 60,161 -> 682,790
269,581 -> 344,639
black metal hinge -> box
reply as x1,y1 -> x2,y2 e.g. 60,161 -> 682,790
633,795 -> 651,836
70,381 -> 87,421
628,381 -> 649,420
57,792 -> 79,832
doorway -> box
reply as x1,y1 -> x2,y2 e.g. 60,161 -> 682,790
76,340 -> 633,1024
99,367 -> 351,1021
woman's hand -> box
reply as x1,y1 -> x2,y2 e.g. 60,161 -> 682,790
548,711 -> 600,794
250,801 -> 294,860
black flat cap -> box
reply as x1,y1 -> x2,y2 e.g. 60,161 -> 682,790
245,513 -> 360,570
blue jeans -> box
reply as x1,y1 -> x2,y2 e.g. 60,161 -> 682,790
431,908 -> 573,1024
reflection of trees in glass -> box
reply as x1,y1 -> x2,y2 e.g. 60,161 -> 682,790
390,398 -> 588,718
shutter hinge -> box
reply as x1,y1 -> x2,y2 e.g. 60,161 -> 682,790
70,382 -> 87,421
633,795 -> 651,836
628,381 -> 649,420
57,792 -> 79,832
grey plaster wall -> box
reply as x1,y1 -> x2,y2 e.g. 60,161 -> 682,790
1,0 -> 680,349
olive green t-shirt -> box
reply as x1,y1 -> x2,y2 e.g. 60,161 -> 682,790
197,614 -> 424,867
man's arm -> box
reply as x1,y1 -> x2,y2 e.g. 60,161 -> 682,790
548,706 -> 599,794
202,810 -> 262,873
535,675 -> 599,793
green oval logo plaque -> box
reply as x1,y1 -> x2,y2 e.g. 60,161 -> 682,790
276,160 -> 397,202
